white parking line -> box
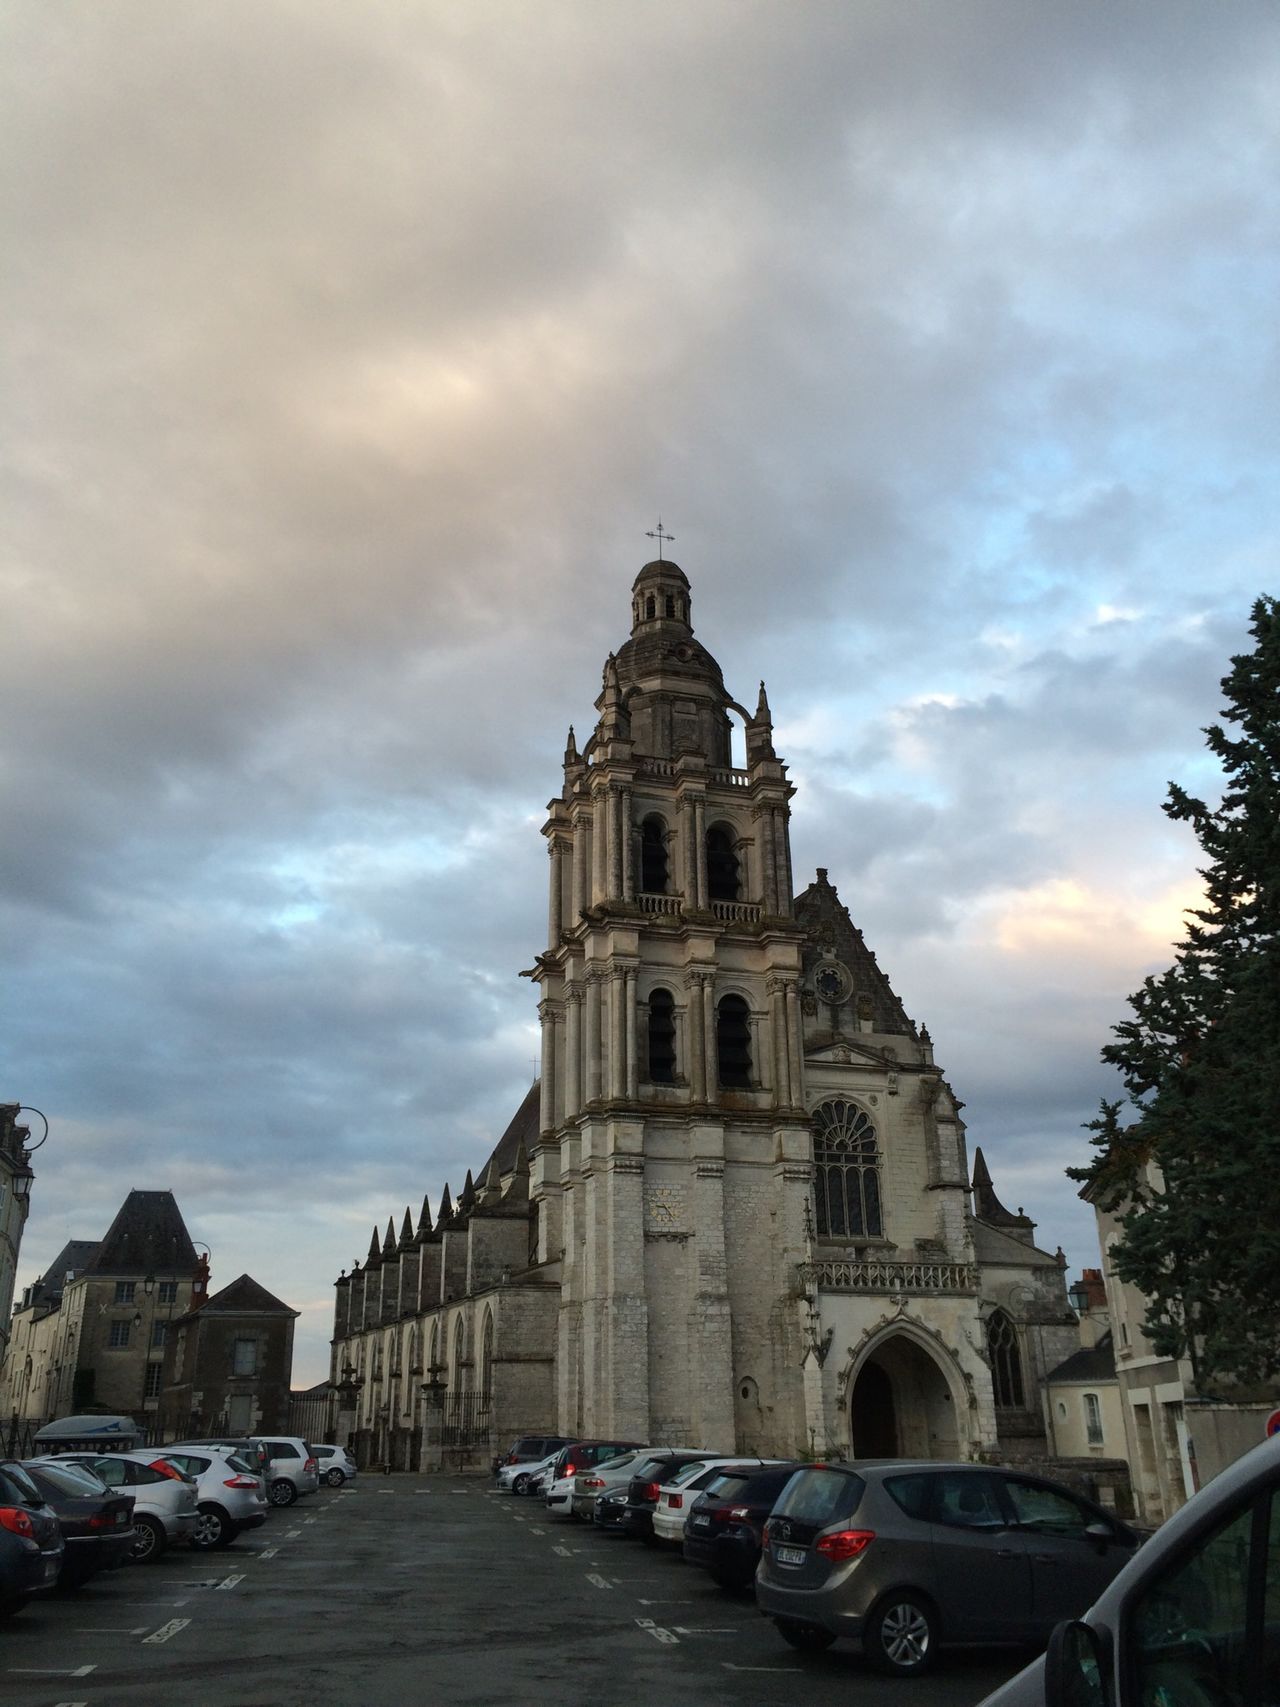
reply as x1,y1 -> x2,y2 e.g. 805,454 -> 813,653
673,1625 -> 737,1634
586,1573 -> 612,1590
216,1573 -> 244,1590
52,1699 -> 90,1705
722,1662 -> 801,1673
635,1617 -> 679,1646
552,1545 -> 572,1557
529,1527 -> 545,1535
7,1668 -> 96,1679
258,1547 -> 278,1559
284,1529 -> 302,1539
143,1619 -> 191,1645
74,1626 -> 149,1634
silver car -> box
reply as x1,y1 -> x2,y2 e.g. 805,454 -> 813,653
250,1436 -> 320,1506
159,1448 -> 269,1549
756,1460 -> 1138,1676
42,1451 -> 199,1563
569,1449 -> 656,1520
310,1444 -> 359,1488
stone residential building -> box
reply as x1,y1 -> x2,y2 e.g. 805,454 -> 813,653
330,557 -> 1078,1469
159,1274 -> 299,1438
0,1189 -> 204,1426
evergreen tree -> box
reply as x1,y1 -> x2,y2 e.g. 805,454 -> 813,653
1070,595 -> 1280,1390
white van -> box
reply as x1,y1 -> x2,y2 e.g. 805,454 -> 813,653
979,1430 -> 1280,1706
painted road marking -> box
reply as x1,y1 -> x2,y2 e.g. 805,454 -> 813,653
52,1699 -> 90,1705
74,1626 -> 149,1634
673,1625 -> 738,1634
587,1573 -> 612,1589
638,1598 -> 695,1606
553,1545 -> 572,1557
530,1526 -> 545,1535
722,1663 -> 801,1673
143,1618 -> 191,1645
284,1529 -> 302,1539
8,1668 -> 96,1679
258,1547 -> 278,1559
216,1573 -> 244,1590
635,1617 -> 679,1646
113,1599 -> 190,1607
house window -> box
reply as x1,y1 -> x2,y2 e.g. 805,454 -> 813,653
232,1339 -> 258,1376
1084,1392 -> 1104,1446
715,995 -> 752,1088
108,1320 -> 130,1349
151,1322 -> 167,1348
114,1281 -> 136,1305
647,988 -> 676,1083
158,1281 -> 178,1305
706,827 -> 740,901
986,1309 -> 1025,1409
812,1099 -> 882,1238
640,816 -> 669,893
144,1362 -> 163,1399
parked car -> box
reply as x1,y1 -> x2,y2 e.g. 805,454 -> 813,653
493,1435 -> 573,1477
682,1461 -> 801,1588
184,1437 -> 272,1481
158,1449 -> 269,1549
40,1451 -> 199,1563
544,1440 -> 645,1520
19,1459 -> 135,1588
614,1450 -> 722,1540
978,1431 -> 1280,1707
651,1457 -> 785,1545
570,1448 -> 659,1522
0,1460 -> 64,1617
249,1437 -> 320,1507
311,1444 -> 358,1488
756,1460 -> 1138,1676
165,1440 -> 266,1501
497,1449 -> 560,1496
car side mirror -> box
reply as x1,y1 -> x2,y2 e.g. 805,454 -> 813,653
1084,1520 -> 1114,1551
1044,1619 -> 1107,1707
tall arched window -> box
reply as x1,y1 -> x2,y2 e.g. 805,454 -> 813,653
641,816 -> 669,893
427,1321 -> 439,1375
452,1317 -> 466,1389
480,1311 -> 494,1401
645,595 -> 656,620
812,1099 -> 883,1238
707,827 -> 740,901
716,995 -> 752,1088
647,987 -> 676,1083
986,1309 -> 1025,1408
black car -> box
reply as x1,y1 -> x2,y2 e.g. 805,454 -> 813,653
21,1460 -> 135,1588
0,1460 -> 64,1617
682,1462 -> 801,1587
615,1451 -> 718,1541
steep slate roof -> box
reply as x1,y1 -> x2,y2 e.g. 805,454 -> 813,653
793,870 -> 915,1036
1047,1331 -> 1116,1386
480,1080 -> 540,1180
198,1274 -> 297,1316
82,1190 -> 198,1276
39,1240 -> 101,1293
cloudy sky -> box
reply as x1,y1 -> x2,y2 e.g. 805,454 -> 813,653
4,2 -> 1277,1386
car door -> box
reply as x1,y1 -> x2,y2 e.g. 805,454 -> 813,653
999,1474 -> 1135,1630
918,1470 -> 1034,1642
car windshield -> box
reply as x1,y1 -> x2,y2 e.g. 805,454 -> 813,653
0,1463 -> 44,1504
226,1454 -> 255,1475
702,1472 -> 751,1499
668,1459 -> 715,1488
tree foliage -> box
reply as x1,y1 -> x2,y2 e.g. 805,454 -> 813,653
1070,595 -> 1280,1390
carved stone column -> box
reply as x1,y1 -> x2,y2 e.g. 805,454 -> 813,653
571,811 -> 589,919
688,974 -> 706,1101
757,805 -> 778,912
548,838 -> 564,945
585,974 -> 602,1103
769,978 -> 791,1107
784,979 -> 803,1107
702,975 -> 717,1097
592,787 -> 608,903
625,969 -> 638,1099
681,796 -> 697,902
539,999 -> 558,1133
693,797 -> 708,909
565,987 -> 582,1118
621,787 -> 634,901
775,809 -> 795,916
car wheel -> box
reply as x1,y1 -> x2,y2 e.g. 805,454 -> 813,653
324,1468 -> 345,1487
775,1618 -> 837,1652
130,1515 -> 167,1565
0,1592 -> 29,1619
512,1473 -> 530,1496
865,1593 -> 937,1676
269,1478 -> 298,1507
193,1504 -> 238,1550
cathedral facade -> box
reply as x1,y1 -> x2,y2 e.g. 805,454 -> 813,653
329,559 -> 1075,1468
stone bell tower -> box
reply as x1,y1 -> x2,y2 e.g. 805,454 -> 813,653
529,559 -> 816,1452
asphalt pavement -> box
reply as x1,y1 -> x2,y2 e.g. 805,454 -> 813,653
0,1475 -> 1029,1706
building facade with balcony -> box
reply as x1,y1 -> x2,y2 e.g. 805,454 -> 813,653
329,558 -> 1076,1468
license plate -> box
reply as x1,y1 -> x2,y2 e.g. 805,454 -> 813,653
41,1559 -> 59,1584
775,1545 -> 806,1566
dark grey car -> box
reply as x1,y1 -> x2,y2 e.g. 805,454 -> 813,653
756,1460 -> 1138,1676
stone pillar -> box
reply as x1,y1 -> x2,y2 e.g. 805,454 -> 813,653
625,969 -> 638,1099
688,976 -> 706,1101
702,977 -> 717,1097
621,787 -> 634,901
609,788 -> 624,899
770,980 -> 791,1107
681,797 -> 697,901
612,972 -> 628,1099
548,840 -> 564,945
758,806 -> 778,911
776,809 -> 795,915
565,988 -> 582,1118
694,797 -> 708,909
785,980 -> 803,1107
539,999 -> 557,1133
592,787 -> 608,903
585,975 -> 603,1103
571,812 -> 589,919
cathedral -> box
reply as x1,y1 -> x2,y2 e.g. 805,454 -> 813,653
329,557 -> 1076,1468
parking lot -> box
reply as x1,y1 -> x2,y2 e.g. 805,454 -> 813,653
2,1477 -> 1028,1707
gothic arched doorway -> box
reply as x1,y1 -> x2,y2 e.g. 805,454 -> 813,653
850,1333 -> 960,1460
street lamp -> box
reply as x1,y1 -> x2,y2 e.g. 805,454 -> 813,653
1068,1281 -> 1092,1315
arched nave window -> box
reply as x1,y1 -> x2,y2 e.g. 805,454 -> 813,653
480,1311 -> 494,1401
640,816 -> 669,894
647,987 -> 676,1083
716,995 -> 752,1088
986,1309 -> 1025,1408
812,1099 -> 883,1238
451,1317 -> 466,1388
706,826 -> 741,901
